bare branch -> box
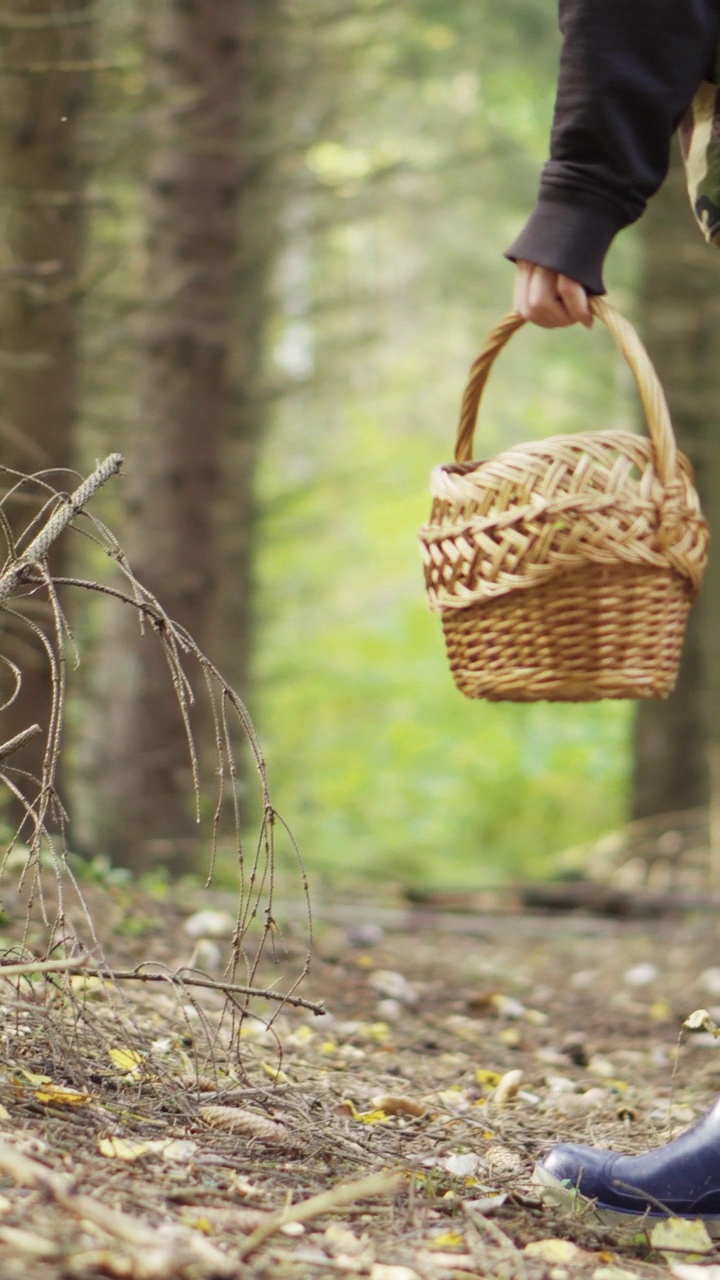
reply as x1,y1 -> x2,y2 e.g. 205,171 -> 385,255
0,954 -> 86,978
0,452 -> 122,606
0,724 -> 41,761
66,964 -> 325,1016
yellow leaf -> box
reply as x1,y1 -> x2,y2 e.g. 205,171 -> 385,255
524,1239 -> 586,1264
0,1104 -> 10,1121
182,1216 -> 213,1235
319,1041 -> 337,1055
108,1048 -> 144,1074
430,1230 -> 464,1250
35,1084 -> 92,1107
366,1023 -> 391,1042
436,1087 -> 467,1108
286,1025 -> 314,1047
475,1069 -> 502,1089
650,1216 -> 713,1258
260,1061 -> 290,1084
18,1069 -> 51,1087
683,1009 -> 720,1037
99,1137 -> 150,1162
650,999 -> 672,1022
340,1099 -> 390,1124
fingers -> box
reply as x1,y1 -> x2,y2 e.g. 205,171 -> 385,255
513,261 -> 593,328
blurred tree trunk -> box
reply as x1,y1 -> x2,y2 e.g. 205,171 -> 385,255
86,0 -> 275,872
0,1 -> 92,802
217,6 -> 283,715
631,146 -> 720,820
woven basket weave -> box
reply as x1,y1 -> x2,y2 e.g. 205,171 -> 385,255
419,298 -> 709,702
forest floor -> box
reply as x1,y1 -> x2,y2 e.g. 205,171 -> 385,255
0,871 -> 720,1280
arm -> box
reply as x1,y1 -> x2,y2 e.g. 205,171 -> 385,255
507,0 -> 720,309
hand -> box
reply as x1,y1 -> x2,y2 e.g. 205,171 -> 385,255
512,260 -> 593,328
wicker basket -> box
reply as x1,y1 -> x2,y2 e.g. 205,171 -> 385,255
419,298 -> 709,702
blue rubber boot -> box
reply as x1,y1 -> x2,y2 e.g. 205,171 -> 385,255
533,1096 -> 720,1235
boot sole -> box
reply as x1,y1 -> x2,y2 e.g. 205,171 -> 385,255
532,1162 -> 720,1238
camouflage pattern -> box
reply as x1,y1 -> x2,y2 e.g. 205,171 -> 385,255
680,67 -> 720,245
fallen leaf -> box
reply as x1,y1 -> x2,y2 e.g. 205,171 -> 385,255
18,1070 -> 51,1087
443,1152 -> 482,1178
155,1139 -> 196,1163
369,1094 -> 427,1117
182,1215 -> 213,1234
492,1069 -> 523,1108
34,1083 -> 92,1107
323,1223 -> 365,1255
259,1061 -> 291,1084
108,1048 -> 144,1074
593,1267 -> 644,1280
524,1238 -> 586,1263
490,993 -> 525,1019
669,1266 -> 720,1280
650,999 -> 672,1022
465,1192 -> 508,1214
98,1136 -> 150,1161
475,1069 -> 502,1090
650,1217 -> 713,1258
286,1024 -> 314,1048
367,970 -> 419,1006
429,1229 -> 465,1250
683,1009 -> 720,1037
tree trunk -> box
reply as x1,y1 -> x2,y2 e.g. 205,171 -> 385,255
0,0 -> 91,799
85,0 -> 258,872
216,3 -> 283,708
631,146 -> 720,820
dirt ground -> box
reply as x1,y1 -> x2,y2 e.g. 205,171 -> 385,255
0,872 -> 720,1280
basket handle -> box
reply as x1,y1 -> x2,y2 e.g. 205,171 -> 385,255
454,297 -> 679,492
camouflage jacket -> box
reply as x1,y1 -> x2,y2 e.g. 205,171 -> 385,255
681,66 -> 720,244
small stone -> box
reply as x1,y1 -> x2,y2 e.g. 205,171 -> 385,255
183,910 -> 235,939
623,963 -> 659,987
367,970 -> 419,1006
347,923 -> 385,947
700,968 -> 720,998
375,999 -> 403,1023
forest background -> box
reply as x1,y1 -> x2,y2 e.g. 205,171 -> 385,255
1,0 -> 718,895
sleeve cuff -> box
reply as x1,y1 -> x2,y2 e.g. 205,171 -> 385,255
505,192 -> 630,295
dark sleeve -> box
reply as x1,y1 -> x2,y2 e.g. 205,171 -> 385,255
506,0 -> 720,293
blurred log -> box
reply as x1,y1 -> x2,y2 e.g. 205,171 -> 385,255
406,880 -> 720,917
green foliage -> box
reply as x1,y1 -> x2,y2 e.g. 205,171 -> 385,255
255,367 -> 631,889
66,0 -> 641,885
249,0 -> 640,889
